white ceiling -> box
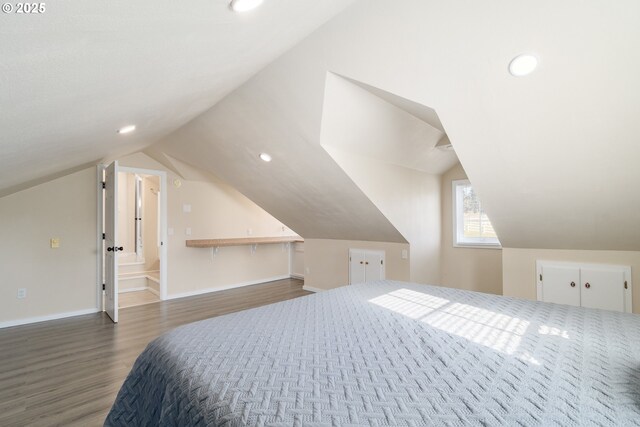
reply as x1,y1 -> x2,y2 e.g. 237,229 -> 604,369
0,0 -> 356,196
151,0 -> 640,250
321,73 -> 458,175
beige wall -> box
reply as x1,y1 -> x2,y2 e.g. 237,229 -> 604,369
303,239 -> 410,291
323,147 -> 441,284
118,153 -> 297,298
0,168 -> 98,326
503,248 -> 640,314
440,163 -> 503,295
143,175 -> 160,271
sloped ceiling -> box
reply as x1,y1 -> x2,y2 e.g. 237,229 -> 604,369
153,0 -> 640,250
321,73 -> 458,175
0,0 -> 357,197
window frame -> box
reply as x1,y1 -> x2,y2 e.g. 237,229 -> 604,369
452,179 -> 501,249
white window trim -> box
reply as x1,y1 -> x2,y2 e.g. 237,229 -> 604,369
452,179 -> 501,249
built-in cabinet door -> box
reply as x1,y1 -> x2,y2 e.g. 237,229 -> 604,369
349,251 -> 367,284
541,265 -> 581,307
580,268 -> 625,312
349,249 -> 385,285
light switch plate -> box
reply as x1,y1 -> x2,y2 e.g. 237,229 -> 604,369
17,288 -> 26,299
185,227 -> 192,236
50,238 -> 60,249
183,204 -> 192,213
401,249 -> 408,259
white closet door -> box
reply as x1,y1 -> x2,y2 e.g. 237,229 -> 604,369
364,252 -> 384,282
541,264 -> 580,307
580,268 -> 625,312
349,251 -> 366,285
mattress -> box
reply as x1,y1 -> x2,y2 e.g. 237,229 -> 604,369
105,281 -> 640,426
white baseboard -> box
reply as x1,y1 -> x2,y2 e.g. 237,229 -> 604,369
290,273 -> 305,280
0,308 -> 100,329
302,285 -> 324,293
166,274 -> 291,301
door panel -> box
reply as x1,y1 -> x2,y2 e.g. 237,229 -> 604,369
580,268 -> 625,312
541,265 -> 580,307
104,162 -> 119,323
365,252 -> 384,282
349,250 -> 366,285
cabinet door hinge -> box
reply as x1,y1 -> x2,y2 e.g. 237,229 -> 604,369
624,281 -> 628,289
102,181 -> 106,189
102,284 -> 106,291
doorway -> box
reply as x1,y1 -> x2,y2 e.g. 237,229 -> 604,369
98,162 -> 168,323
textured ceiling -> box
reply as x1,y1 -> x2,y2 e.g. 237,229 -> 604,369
0,0 -> 356,196
151,0 -> 640,250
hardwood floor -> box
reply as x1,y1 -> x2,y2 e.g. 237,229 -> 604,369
0,279 -> 310,427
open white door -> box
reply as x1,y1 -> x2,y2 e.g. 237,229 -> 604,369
104,161 -> 120,323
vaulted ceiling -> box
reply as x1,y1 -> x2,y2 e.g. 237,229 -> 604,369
0,0 -> 356,196
3,0 -> 640,250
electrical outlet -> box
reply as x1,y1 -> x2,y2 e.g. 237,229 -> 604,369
50,238 -> 60,249
401,249 -> 408,259
183,204 -> 191,213
247,228 -> 253,236
17,288 -> 27,299
185,227 -> 192,236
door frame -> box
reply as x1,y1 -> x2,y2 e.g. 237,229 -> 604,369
97,164 -> 168,311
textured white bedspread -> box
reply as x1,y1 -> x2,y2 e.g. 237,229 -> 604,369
105,281 -> 640,426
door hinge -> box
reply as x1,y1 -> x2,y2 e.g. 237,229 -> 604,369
102,284 -> 106,291
102,181 -> 106,189
539,274 -> 543,282
624,281 -> 628,289
381,260 -> 383,265
102,233 -> 106,240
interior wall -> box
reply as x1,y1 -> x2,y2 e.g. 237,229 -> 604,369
116,172 -> 135,256
0,168 -> 98,326
117,153 -> 298,298
303,238 -> 410,291
503,248 -> 640,314
323,147 -> 441,284
143,175 -> 160,271
440,163 -> 503,295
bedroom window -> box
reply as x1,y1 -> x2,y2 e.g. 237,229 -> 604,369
452,180 -> 501,248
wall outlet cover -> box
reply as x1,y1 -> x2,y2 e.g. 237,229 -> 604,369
50,238 -> 60,249
17,288 -> 27,299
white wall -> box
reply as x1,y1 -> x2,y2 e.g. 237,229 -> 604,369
440,163 -> 502,294
324,147 -> 441,284
503,248 -> 640,314
118,153 -> 298,298
0,168 -> 98,326
304,239 -> 410,291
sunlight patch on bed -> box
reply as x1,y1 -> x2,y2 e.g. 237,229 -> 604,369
369,289 -> 541,362
538,325 -> 570,339
369,288 -> 450,319
422,302 -> 529,355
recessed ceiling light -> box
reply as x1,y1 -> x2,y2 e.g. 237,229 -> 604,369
230,0 -> 264,13
509,54 -> 538,77
117,125 -> 136,134
259,153 -> 272,162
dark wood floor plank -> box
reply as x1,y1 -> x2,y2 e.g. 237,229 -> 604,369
0,278 -> 310,426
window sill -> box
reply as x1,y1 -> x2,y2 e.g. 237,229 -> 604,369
453,243 -> 502,250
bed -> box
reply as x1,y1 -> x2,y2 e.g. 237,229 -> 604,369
105,280 -> 640,426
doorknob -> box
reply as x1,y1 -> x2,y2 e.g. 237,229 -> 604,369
107,247 -> 124,252
585,282 -> 591,289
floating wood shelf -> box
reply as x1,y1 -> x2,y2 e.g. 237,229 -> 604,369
186,236 -> 303,248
